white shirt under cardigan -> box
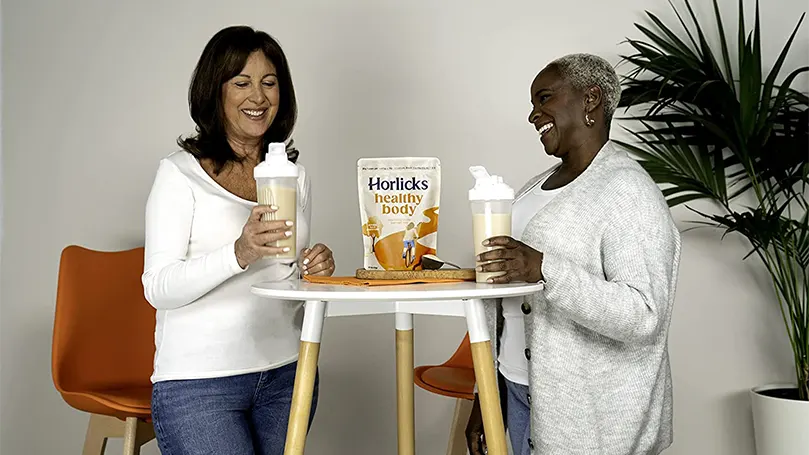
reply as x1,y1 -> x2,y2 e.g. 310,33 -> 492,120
142,151 -> 311,383
498,173 -> 562,386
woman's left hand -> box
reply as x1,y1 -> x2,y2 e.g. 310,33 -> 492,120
300,243 -> 335,276
476,236 -> 544,283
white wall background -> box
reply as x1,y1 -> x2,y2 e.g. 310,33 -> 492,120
0,1 -> 3,308
1,0 -> 807,454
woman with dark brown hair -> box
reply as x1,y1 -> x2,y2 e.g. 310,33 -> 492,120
142,26 -> 335,454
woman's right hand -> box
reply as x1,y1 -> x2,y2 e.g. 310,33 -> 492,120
465,394 -> 486,455
234,205 -> 293,269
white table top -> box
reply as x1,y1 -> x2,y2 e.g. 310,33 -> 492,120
251,279 -> 544,302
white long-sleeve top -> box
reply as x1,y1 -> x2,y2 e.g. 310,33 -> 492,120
142,151 -> 311,383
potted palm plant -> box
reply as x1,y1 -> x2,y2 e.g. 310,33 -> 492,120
614,0 -> 808,453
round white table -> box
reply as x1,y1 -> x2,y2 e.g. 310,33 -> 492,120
251,279 -> 544,455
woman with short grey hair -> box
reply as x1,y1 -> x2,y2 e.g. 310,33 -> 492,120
465,53 -> 681,455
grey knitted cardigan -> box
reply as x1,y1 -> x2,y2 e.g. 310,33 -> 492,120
484,141 -> 681,454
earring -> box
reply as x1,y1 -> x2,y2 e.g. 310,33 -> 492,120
585,113 -> 596,127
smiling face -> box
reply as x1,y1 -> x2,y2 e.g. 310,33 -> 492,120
222,51 -> 280,148
528,65 -> 590,158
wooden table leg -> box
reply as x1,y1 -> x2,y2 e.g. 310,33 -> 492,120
395,312 -> 415,455
464,298 -> 508,455
284,300 -> 327,455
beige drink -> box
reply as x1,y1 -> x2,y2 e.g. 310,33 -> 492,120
473,213 -> 512,283
257,185 -> 297,259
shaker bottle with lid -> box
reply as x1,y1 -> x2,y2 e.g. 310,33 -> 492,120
253,142 -> 298,259
469,165 -> 515,283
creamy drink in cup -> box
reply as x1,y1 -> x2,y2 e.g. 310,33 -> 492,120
468,166 -> 515,283
253,142 -> 298,259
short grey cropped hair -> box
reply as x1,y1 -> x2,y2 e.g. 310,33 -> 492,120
549,53 -> 622,122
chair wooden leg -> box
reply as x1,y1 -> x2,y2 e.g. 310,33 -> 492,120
82,414 -> 119,455
136,419 -> 156,449
123,417 -> 138,455
446,398 -> 474,455
122,417 -> 156,455
81,414 -> 154,455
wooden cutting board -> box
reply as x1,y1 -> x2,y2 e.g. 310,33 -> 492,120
355,268 -> 476,281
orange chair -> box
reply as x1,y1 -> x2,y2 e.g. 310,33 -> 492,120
52,245 -> 156,455
415,333 -> 476,455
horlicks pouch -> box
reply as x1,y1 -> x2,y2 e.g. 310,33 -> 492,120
357,157 -> 441,270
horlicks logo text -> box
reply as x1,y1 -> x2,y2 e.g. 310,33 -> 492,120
367,177 -> 429,191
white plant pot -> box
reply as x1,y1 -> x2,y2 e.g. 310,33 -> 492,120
751,383 -> 809,455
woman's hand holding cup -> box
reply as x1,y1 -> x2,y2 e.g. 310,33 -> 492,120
235,205 -> 294,269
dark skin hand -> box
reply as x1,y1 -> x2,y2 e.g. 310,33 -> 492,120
476,236 -> 544,284
465,394 -> 486,455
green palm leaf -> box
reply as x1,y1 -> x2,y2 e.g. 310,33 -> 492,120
617,0 -> 809,399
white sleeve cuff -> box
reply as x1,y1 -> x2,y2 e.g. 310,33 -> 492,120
227,241 -> 247,273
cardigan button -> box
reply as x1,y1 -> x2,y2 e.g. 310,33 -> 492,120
524,348 -> 531,360
528,438 -> 535,450
521,302 -> 531,314
527,393 -> 531,405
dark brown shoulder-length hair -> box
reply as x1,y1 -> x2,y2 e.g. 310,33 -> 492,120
178,25 -> 299,174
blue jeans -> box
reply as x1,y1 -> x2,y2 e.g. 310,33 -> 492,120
151,361 -> 319,455
505,378 -> 531,455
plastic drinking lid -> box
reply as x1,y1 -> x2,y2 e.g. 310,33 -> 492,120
254,142 -> 299,179
468,165 -> 514,200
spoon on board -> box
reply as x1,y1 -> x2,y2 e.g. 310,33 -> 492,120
421,254 -> 462,270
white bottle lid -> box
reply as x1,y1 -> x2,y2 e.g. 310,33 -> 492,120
468,165 -> 515,201
253,142 -> 299,179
